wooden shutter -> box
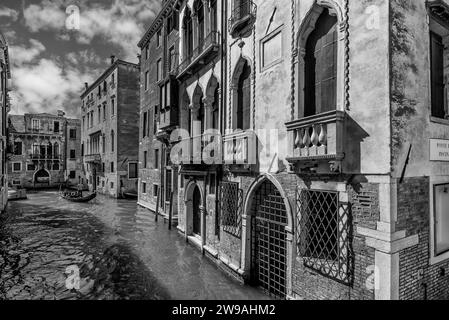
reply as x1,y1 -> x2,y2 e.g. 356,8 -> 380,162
304,10 -> 337,116
431,31 -> 445,118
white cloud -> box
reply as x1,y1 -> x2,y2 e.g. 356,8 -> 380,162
23,2 -> 66,32
0,7 -> 19,21
9,39 -> 46,66
10,58 -> 95,117
23,0 -> 161,61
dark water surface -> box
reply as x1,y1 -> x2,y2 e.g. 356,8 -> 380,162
0,191 -> 268,300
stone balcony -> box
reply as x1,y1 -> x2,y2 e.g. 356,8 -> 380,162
174,130 -> 256,166
223,130 -> 257,165
84,154 -> 101,163
285,111 -> 345,171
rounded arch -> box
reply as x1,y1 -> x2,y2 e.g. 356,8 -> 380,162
33,168 -> 51,184
243,174 -> 294,231
184,179 -> 206,240
297,0 -> 344,49
295,0 -> 347,119
240,174 -> 295,298
184,179 -> 205,204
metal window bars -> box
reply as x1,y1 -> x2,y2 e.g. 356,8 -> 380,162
296,188 -> 353,285
219,181 -> 243,238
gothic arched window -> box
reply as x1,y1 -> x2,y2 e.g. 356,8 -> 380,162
183,7 -> 193,58
304,9 -> 338,117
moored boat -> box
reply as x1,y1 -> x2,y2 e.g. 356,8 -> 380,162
61,191 -> 96,203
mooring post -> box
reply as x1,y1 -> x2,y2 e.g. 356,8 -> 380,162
168,191 -> 174,230
155,188 -> 160,222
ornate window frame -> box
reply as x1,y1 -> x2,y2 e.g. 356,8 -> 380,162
294,0 -> 349,119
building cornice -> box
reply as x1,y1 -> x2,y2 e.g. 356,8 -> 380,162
80,59 -> 139,99
137,0 -> 180,49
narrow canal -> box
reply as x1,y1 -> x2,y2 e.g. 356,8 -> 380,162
0,191 -> 268,300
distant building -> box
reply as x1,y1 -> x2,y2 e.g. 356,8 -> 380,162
0,31 -> 10,211
8,111 -> 83,189
80,57 -> 140,198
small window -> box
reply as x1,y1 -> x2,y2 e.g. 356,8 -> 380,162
32,119 -> 40,131
110,182 -> 114,189
13,141 -> 22,155
157,29 -> 162,47
69,129 -> 77,139
434,183 -> 449,255
298,189 -> 352,284
154,149 -> 159,169
145,71 -> 149,91
52,163 -> 60,171
70,150 -> 76,159
111,98 -> 115,116
153,184 -> 159,197
143,111 -> 148,138
157,59 -> 162,82
69,171 -> 76,179
142,182 -> 147,194
128,162 -> 138,179
146,45 -> 149,60
209,173 -> 216,194
53,121 -> 60,133
12,162 -> 22,172
143,151 -> 148,168
27,163 -> 36,171
12,180 -> 21,186
110,162 -> 115,173
103,104 -> 106,121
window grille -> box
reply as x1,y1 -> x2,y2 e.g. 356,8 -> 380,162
297,188 -> 353,284
219,181 -> 243,238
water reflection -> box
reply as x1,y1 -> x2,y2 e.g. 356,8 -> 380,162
0,191 -> 268,300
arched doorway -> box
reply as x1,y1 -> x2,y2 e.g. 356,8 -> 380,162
34,169 -> 50,184
245,177 -> 291,299
192,185 -> 202,237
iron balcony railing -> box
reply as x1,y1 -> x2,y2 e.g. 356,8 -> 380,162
229,0 -> 257,37
31,153 -> 61,160
285,110 -> 346,162
178,31 -> 220,77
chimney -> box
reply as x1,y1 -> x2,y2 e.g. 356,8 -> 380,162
137,54 -> 141,65
84,82 -> 88,90
57,110 -> 65,117
111,55 -> 116,65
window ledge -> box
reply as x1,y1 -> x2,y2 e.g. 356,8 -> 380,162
430,251 -> 449,265
430,116 -> 449,125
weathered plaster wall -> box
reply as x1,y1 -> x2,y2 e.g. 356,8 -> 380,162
390,0 -> 449,178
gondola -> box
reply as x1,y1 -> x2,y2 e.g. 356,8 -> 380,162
61,191 -> 97,203
122,191 -> 138,200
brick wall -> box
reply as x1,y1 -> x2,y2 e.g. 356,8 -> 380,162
397,177 -> 449,300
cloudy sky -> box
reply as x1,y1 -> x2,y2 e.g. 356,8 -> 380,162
0,0 -> 160,117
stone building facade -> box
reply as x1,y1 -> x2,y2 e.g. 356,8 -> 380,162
140,0 -> 449,300
8,112 -> 82,189
80,58 -> 140,198
0,31 -> 10,212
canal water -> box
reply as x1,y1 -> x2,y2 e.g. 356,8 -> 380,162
0,191 -> 268,300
